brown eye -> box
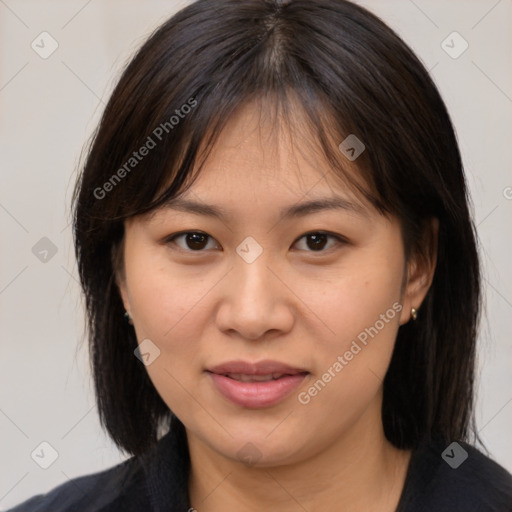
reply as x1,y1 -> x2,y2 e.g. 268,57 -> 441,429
306,233 -> 328,251
166,232 -> 219,251
293,232 -> 344,252
185,232 -> 208,250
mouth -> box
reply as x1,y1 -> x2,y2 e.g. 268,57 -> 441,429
205,360 -> 309,408
206,359 -> 308,376
213,372 -> 307,382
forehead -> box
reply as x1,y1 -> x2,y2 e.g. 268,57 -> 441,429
180,100 -> 371,209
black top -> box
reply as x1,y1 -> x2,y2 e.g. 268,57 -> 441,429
8,426 -> 512,511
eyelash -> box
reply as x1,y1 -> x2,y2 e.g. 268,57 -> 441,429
164,230 -> 347,254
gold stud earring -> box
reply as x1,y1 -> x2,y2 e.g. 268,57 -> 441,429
124,310 -> 133,325
411,307 -> 418,321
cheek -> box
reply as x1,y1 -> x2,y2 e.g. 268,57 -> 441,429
123,246 -> 217,404
296,249 -> 404,395
125,255 -> 215,420
126,243 -> 211,341
293,292 -> 402,440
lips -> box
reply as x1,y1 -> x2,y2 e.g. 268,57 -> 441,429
207,359 -> 308,377
222,373 -> 293,382
206,359 -> 309,408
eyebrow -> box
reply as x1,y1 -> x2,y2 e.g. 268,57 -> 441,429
161,196 -> 367,221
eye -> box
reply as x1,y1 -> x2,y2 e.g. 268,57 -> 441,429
292,231 -> 346,252
164,230 -> 346,253
165,231 -> 220,252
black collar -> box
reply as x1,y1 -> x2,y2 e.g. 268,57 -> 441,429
140,418 -> 191,511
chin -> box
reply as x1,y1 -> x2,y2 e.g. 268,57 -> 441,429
208,431 -> 309,469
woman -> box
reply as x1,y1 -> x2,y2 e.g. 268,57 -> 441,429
9,0 -> 512,510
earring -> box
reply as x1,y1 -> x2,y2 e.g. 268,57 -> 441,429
124,310 -> 133,325
411,307 -> 418,321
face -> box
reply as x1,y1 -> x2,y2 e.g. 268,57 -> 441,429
118,102 -> 430,467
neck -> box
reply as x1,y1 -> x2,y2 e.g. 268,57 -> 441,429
187,399 -> 411,512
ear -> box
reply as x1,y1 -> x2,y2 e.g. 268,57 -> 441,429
117,273 -> 131,315
399,217 -> 439,325
112,238 -> 131,315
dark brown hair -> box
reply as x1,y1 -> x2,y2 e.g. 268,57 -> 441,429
72,0 -> 481,457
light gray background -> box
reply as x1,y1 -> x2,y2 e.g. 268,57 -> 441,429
1,0 -> 511,508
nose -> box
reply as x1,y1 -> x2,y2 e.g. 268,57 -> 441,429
215,252 -> 295,341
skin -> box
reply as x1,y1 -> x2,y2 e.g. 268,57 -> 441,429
118,102 -> 437,511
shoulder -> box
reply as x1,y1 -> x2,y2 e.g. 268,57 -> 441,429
399,437 -> 512,512
7,425 -> 191,512
6,456 -> 149,512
